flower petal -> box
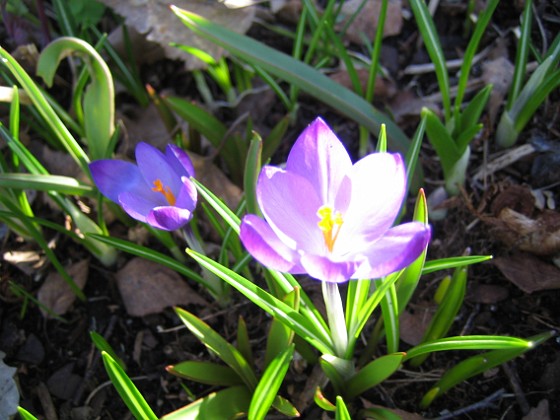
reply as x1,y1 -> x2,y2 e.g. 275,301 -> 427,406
300,253 -> 359,283
286,118 -> 352,205
146,206 -> 193,230
175,177 -> 197,211
335,153 -> 407,254
257,166 -> 324,253
352,222 -> 431,279
166,144 -> 195,177
240,215 -> 304,273
89,160 -> 145,203
118,191 -> 157,223
136,142 -> 183,194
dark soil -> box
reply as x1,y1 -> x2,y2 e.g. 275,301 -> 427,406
1,1 -> 560,419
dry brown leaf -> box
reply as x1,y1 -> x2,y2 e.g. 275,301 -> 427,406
399,307 -> 433,346
98,0 -> 255,70
116,257 -> 208,317
467,284 -> 509,304
522,400 -> 551,420
481,55 -> 514,126
190,153 -> 243,210
494,253 -> 560,293
3,249 -> 47,276
329,69 -> 397,100
37,259 -> 89,318
493,208 -> 560,257
339,0 -> 403,44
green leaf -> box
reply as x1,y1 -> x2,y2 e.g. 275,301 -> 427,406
404,335 -> 532,361
0,173 -> 94,196
265,288 -> 299,367
453,0 -> 498,114
361,406 -> 403,420
244,133 -> 263,216
90,331 -> 126,370
101,352 -> 158,420
507,0 -> 533,109
422,255 -> 492,274
346,353 -> 405,399
37,37 -> 115,160
410,265 -> 467,366
421,330 -> 556,407
320,354 -> 355,393
335,396 -> 352,420
0,46 -> 90,172
248,344 -> 295,420
171,6 -> 411,155
17,407 -> 40,420
186,249 -> 334,355
175,308 -> 258,389
408,0 -> 451,120
314,387 -> 336,412
237,316 -> 254,368
167,361 -> 243,386
161,386 -> 251,420
422,107 -> 460,178
456,84 -> 492,143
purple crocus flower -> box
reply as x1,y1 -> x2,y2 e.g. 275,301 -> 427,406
89,142 -> 197,231
240,118 -> 431,283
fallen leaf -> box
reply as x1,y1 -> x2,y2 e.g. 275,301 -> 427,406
493,208 -> 560,257
399,306 -> 433,346
481,54 -> 514,126
190,153 -> 243,210
116,257 -> 208,317
467,284 -> 509,304
494,253 -> 560,293
522,399 -> 550,420
329,69 -> 397,100
38,259 -> 89,318
0,352 -> 18,419
98,0 -> 256,70
3,249 -> 47,276
338,0 -> 403,44
47,363 -> 82,400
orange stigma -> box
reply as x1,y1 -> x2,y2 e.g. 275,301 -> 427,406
152,179 -> 176,205
317,205 -> 343,252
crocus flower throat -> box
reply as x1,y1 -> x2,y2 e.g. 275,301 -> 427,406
317,205 -> 343,252
152,179 -> 176,206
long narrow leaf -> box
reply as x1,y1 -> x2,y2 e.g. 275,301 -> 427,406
171,6 -> 411,155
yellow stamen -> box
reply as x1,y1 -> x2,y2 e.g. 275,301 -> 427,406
317,205 -> 343,252
152,179 -> 176,205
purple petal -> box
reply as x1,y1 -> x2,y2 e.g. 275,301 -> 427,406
352,222 -> 431,279
89,160 -> 145,203
286,118 -> 352,205
175,177 -> 197,211
300,253 -> 359,283
240,215 -> 304,273
146,206 -> 193,230
136,142 -> 183,194
257,166 -> 324,253
166,144 -> 195,177
335,153 -> 407,253
118,190 -> 161,222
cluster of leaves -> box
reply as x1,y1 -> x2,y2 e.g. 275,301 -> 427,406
1,0 -> 557,418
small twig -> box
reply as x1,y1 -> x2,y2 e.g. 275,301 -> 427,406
435,388 -> 506,419
502,362 -> 531,415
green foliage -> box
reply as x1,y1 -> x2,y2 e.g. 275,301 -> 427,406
409,0 -> 498,195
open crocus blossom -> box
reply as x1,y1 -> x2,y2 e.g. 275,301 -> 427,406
89,142 -> 197,231
240,118 -> 431,283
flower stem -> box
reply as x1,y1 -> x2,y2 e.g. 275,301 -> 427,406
322,281 -> 348,357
